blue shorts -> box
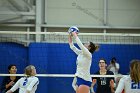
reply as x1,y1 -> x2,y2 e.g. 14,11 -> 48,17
76,77 -> 92,87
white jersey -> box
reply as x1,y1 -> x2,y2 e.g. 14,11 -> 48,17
115,75 -> 140,93
109,63 -> 120,74
70,37 -> 92,82
10,76 -> 39,93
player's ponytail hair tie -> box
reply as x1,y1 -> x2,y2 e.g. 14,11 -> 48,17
95,44 -> 99,51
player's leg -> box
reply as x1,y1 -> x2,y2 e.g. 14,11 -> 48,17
76,77 -> 91,93
78,85 -> 90,93
76,86 -> 79,93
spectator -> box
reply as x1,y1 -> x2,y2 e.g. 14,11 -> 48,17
1,64 -> 20,93
107,57 -> 120,75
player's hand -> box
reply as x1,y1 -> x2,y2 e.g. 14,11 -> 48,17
6,90 -> 12,93
92,79 -> 97,83
8,81 -> 15,86
92,79 -> 97,86
110,79 -> 114,88
71,32 -> 78,37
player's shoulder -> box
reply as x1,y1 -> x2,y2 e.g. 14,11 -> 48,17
94,71 -> 100,74
121,75 -> 131,81
30,76 -> 39,81
107,70 -> 114,75
17,77 -> 26,82
19,77 -> 25,80
20,76 -> 39,80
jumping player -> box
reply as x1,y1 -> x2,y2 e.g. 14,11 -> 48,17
68,30 -> 98,93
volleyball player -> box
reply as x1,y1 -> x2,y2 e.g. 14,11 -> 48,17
115,60 -> 140,93
92,58 -> 115,93
68,31 -> 98,93
6,65 -> 39,93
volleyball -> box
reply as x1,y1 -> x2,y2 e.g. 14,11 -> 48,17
68,26 -> 79,34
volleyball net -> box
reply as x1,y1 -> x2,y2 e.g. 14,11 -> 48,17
0,74 -> 125,78
0,31 -> 140,46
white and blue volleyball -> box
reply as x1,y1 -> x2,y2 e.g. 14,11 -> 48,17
68,26 -> 79,34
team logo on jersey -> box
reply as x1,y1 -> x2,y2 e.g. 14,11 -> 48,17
131,81 -> 140,89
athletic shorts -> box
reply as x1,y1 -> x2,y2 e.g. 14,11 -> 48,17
76,77 -> 92,87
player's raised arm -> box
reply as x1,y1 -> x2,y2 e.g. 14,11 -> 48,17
72,32 -> 91,57
68,27 -> 81,55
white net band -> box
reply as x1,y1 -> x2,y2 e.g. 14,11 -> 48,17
0,31 -> 140,36
0,74 -> 126,78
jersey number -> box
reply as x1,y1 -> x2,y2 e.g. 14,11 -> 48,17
100,78 -> 106,85
131,82 -> 140,89
23,79 -> 28,86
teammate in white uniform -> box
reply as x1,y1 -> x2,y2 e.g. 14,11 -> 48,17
68,31 -> 98,93
6,65 -> 39,93
115,60 -> 140,93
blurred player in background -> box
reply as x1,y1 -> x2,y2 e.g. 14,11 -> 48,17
115,60 -> 140,93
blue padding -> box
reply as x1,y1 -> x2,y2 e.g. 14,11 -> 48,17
0,42 -> 28,73
47,43 -> 77,74
91,44 -> 140,74
1,42 -> 140,93
47,77 -> 75,93
0,42 -> 28,88
29,43 -> 48,74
